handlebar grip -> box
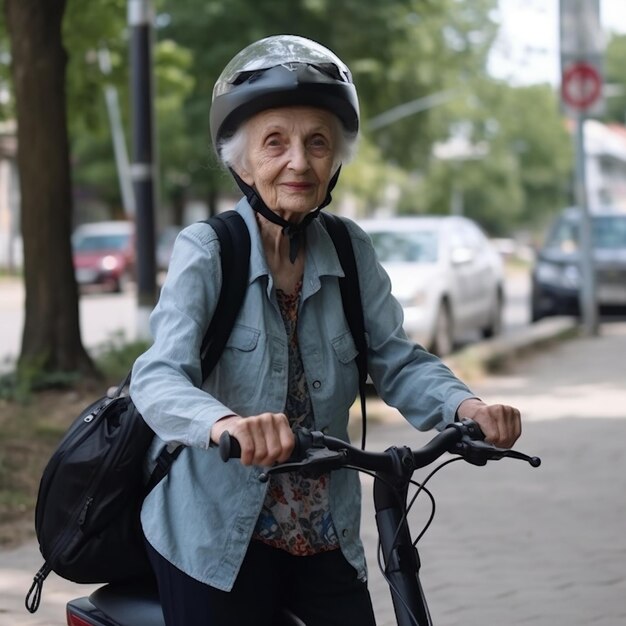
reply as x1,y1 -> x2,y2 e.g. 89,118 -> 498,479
456,418 -> 486,440
219,431 -> 241,462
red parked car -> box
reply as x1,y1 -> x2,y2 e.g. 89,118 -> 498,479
72,221 -> 135,293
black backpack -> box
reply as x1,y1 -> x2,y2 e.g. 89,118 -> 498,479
25,210 -> 366,613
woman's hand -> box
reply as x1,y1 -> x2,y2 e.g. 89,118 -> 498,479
456,398 -> 521,449
210,413 -> 295,466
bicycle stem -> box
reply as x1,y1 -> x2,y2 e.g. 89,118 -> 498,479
374,447 -> 433,626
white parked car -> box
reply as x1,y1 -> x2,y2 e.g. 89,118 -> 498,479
359,216 -> 505,356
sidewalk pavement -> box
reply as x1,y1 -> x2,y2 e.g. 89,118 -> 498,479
363,318 -> 626,626
1,318 -> 625,626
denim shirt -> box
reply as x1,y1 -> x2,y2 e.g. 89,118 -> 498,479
130,199 -> 476,591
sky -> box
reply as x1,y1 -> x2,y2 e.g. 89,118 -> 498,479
489,0 -> 626,85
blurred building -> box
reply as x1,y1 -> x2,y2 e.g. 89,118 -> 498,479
579,119 -> 626,211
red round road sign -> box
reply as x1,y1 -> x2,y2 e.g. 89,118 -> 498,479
561,62 -> 602,110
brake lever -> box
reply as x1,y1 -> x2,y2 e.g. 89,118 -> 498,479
446,419 -> 541,467
454,438 -> 541,467
504,449 -> 541,467
259,448 -> 347,482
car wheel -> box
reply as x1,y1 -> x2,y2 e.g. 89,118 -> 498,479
482,289 -> 504,339
530,287 -> 549,322
114,272 -> 131,293
531,303 -> 545,322
430,300 -> 454,357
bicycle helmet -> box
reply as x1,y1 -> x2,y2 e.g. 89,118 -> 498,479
210,35 -> 359,153
210,35 -> 360,262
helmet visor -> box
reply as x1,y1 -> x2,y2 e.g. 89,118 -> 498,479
213,35 -> 353,99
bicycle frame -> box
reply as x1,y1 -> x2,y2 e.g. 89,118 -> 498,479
65,464 -> 432,626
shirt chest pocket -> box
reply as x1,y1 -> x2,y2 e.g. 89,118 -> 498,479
227,324 -> 260,351
216,324 -> 263,405
330,331 -> 360,410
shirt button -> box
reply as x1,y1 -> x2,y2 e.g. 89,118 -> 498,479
312,380 -> 322,390
322,427 -> 329,434
342,528 -> 349,538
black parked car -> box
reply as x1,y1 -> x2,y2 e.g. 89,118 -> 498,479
531,207 -> 626,321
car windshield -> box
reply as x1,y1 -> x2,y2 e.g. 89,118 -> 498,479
368,230 -> 438,263
547,215 -> 626,252
73,234 -> 130,252
592,215 -> 626,249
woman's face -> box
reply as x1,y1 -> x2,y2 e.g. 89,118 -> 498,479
238,107 -> 338,221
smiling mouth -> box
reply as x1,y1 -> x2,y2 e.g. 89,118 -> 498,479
283,182 -> 314,190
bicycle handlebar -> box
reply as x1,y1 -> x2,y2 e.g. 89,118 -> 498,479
219,420 -> 541,481
219,421 -> 540,626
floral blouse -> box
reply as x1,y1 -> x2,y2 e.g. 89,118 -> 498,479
252,280 -> 339,555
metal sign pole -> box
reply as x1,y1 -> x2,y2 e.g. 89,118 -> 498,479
560,0 -> 604,337
574,112 -> 598,335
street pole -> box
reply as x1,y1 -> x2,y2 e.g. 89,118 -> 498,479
98,48 -> 135,219
367,90 -> 460,131
575,113 -> 598,336
128,0 -> 157,339
559,0 -> 604,338
450,184 -> 463,216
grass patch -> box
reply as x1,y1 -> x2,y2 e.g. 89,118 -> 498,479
0,270 -> 22,280
93,332 -> 151,381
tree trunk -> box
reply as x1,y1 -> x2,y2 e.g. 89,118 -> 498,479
5,0 -> 96,378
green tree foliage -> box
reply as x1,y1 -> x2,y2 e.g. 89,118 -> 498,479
364,0 -> 499,169
61,0 -> 129,218
63,0 -> 196,224
69,35 -> 196,223
491,84 -> 572,229
602,33 -> 626,125
63,0 -> 128,132
0,13 -> 14,122
418,81 -> 572,234
336,137 -> 417,217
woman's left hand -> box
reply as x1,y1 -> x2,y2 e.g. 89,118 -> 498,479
456,398 -> 521,448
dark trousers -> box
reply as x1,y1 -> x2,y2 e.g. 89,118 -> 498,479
146,539 -> 377,626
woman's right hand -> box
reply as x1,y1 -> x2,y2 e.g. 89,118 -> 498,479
210,413 -> 294,466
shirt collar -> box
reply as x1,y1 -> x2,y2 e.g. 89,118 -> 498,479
234,198 -> 345,288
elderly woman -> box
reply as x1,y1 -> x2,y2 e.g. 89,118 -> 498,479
130,35 -> 521,626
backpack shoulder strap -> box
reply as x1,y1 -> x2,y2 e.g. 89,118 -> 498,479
199,210 -> 251,381
320,212 -> 369,448
320,212 -> 367,381
145,211 -> 251,495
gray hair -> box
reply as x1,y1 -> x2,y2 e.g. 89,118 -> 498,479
218,114 -> 358,175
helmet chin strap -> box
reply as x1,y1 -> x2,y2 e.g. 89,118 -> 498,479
229,168 -> 342,263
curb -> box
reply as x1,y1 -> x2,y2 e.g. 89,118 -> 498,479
350,316 -> 580,429
443,316 -> 579,380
